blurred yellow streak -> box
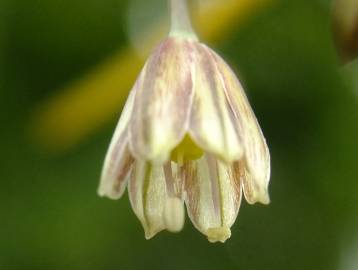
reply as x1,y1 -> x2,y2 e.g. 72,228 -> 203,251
30,0 -> 275,152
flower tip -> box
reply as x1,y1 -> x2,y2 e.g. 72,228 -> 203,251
97,184 -> 122,200
206,227 -> 231,243
260,193 -> 271,205
246,188 -> 270,205
136,221 -> 161,240
256,187 -> 270,205
97,189 -> 105,198
143,225 -> 162,240
144,230 -> 156,240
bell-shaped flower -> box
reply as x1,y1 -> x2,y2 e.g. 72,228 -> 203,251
98,0 -> 270,243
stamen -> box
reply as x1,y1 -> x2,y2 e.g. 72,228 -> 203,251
163,162 -> 185,232
164,162 -> 175,196
206,156 -> 221,223
207,155 -> 225,227
164,196 -> 185,232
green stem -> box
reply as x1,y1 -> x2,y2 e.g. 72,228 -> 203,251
169,0 -> 198,39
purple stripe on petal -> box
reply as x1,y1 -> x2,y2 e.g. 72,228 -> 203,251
129,37 -> 195,164
189,43 -> 244,163
210,49 -> 270,204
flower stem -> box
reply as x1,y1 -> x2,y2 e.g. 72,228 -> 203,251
169,0 -> 198,39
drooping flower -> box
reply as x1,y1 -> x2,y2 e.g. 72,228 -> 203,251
98,0 -> 270,243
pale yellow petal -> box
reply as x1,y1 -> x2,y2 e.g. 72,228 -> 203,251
129,37 -> 195,164
183,155 -> 242,243
211,50 -> 270,203
189,43 -> 243,163
98,90 -> 136,199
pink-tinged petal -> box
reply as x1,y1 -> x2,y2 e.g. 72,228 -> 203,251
129,37 -> 195,164
128,161 -> 185,239
210,50 -> 271,204
183,154 -> 242,243
189,43 -> 244,163
98,90 -> 136,199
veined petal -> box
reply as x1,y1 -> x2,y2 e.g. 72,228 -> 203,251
129,37 -> 194,164
210,50 -> 271,204
128,161 -> 185,239
233,161 -> 270,205
98,90 -> 136,199
183,154 -> 242,243
189,43 -> 243,163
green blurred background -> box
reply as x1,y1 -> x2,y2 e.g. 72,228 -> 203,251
1,0 -> 358,269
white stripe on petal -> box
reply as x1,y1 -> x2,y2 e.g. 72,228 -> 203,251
98,90 -> 136,199
211,50 -> 271,204
189,43 -> 244,163
129,37 -> 195,164
183,154 -> 242,243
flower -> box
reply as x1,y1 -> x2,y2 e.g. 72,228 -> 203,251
98,0 -> 270,243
